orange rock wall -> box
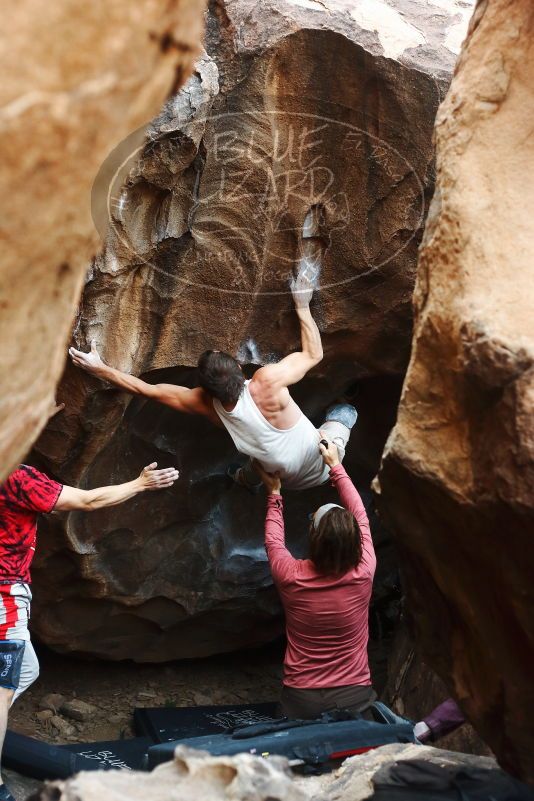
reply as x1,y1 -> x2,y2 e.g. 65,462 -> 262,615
378,0 -> 534,782
0,0 -> 206,480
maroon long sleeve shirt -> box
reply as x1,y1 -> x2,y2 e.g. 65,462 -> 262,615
264,464 -> 376,689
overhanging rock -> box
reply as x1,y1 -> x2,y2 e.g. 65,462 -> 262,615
32,0 -> 473,661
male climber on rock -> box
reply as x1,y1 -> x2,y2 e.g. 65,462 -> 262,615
69,211 -> 357,491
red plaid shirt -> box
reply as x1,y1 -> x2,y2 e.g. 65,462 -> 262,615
0,465 -> 62,585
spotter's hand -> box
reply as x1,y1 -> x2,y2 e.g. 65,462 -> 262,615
138,463 -> 179,491
319,432 -> 340,468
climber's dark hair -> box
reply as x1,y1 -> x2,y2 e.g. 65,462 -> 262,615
309,508 -> 362,577
197,350 -> 245,405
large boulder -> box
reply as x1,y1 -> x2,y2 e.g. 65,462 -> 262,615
0,0 -> 207,481
377,0 -> 534,783
31,0 -> 473,660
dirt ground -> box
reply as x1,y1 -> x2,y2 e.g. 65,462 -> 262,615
6,638 -> 490,801
4,637 -> 389,800
10,640 -> 287,745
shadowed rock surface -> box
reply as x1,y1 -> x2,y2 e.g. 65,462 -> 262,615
30,0 -> 474,662
384,621 -> 491,758
377,0 -> 534,783
0,0 -> 207,481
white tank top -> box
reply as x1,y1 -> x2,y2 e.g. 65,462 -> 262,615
213,380 -> 329,490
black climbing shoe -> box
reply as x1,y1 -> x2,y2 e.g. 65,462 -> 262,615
227,463 -> 262,494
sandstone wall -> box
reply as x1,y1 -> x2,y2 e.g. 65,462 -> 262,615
0,0 -> 207,480
377,0 -> 534,782
31,0 -> 472,662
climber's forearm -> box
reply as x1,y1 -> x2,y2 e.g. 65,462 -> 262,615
296,306 -> 323,363
254,307 -> 323,388
69,345 -> 198,410
96,364 -> 161,399
97,363 -> 213,416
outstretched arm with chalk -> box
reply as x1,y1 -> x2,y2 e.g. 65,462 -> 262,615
253,268 -> 323,393
69,341 -> 221,425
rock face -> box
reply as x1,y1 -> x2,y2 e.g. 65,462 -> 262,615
0,0 -> 207,481
377,0 -> 534,784
384,623 -> 491,758
31,0 -> 473,661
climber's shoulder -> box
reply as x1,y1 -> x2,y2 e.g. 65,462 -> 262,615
180,386 -> 221,423
250,363 -> 278,387
151,383 -> 220,423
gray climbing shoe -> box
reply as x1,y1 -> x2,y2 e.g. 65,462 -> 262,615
325,403 -> 358,429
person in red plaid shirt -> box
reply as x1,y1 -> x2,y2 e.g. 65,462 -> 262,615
0,460 -> 178,801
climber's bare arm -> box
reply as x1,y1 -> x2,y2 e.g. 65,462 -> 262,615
69,342 -> 221,424
253,274 -> 323,390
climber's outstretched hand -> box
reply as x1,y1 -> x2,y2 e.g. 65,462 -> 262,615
69,340 -> 106,376
290,267 -> 316,309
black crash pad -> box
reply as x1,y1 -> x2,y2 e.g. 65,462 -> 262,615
61,736 -> 151,771
3,731 -> 151,780
148,716 -> 417,769
4,731 -> 97,780
134,702 -> 278,743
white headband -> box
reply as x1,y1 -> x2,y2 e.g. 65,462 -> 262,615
313,503 -> 343,528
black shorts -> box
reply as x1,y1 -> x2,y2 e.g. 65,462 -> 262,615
0,640 -> 26,691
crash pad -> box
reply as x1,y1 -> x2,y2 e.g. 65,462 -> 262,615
3,731 -> 151,779
134,701 -> 278,743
